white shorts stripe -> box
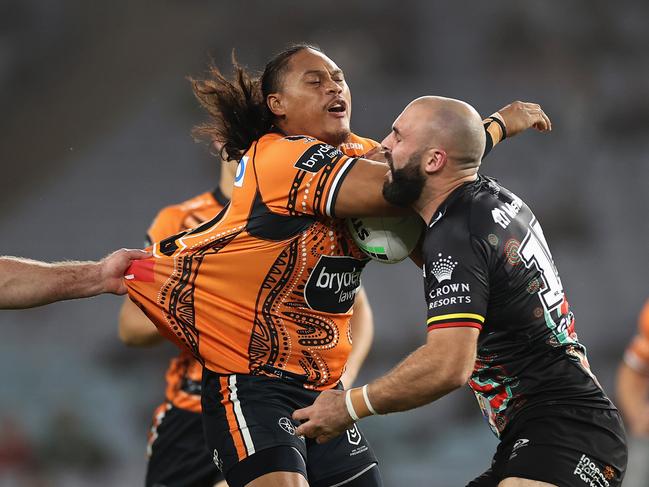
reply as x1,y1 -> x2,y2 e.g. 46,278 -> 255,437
327,462 -> 377,487
228,375 -> 256,456
325,157 -> 357,217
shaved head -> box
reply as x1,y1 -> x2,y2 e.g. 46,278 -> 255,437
404,96 -> 486,169
381,95 -> 487,209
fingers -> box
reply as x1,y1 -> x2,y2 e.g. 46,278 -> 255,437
292,406 -> 311,422
538,109 -> 552,131
123,249 -> 152,260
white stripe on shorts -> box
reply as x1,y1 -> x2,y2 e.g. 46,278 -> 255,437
228,375 -> 256,456
327,462 -> 377,487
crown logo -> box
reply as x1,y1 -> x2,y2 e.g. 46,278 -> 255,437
430,254 -> 458,282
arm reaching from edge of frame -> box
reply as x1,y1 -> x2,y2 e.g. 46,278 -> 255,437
0,248 -> 150,310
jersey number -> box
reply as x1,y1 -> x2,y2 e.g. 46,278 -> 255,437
519,218 -> 564,312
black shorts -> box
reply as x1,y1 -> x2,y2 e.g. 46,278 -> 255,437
468,405 -> 628,487
146,402 -> 223,487
202,370 -> 379,486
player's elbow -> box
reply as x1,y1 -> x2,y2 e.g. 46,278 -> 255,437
443,361 -> 474,391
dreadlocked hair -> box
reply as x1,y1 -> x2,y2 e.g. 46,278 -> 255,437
191,44 -> 323,162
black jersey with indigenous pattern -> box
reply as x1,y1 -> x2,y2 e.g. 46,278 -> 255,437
422,175 -> 613,437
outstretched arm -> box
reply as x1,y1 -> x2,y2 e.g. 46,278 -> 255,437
0,249 -> 149,309
483,101 -> 551,157
294,327 -> 479,443
333,101 -> 551,218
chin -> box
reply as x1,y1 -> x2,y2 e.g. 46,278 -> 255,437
324,127 -> 351,147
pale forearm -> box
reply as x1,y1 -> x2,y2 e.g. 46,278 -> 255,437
0,257 -> 104,309
369,343 -> 465,414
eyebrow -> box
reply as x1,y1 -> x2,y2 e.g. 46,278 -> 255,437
392,126 -> 401,137
303,69 -> 344,77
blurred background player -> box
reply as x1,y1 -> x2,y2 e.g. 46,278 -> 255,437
126,44 -> 549,487
118,157 -> 376,487
0,249 -> 148,310
616,300 -> 649,487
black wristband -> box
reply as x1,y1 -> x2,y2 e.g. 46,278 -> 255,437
487,116 -> 507,140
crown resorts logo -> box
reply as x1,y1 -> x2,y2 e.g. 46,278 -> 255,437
430,254 -> 458,282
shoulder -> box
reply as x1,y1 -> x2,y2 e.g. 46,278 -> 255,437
148,191 -> 217,241
339,133 -> 380,157
255,133 -> 346,173
424,176 -> 518,256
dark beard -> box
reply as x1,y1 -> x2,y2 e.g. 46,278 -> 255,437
382,153 -> 425,207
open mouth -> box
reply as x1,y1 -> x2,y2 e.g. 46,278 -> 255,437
327,99 -> 347,114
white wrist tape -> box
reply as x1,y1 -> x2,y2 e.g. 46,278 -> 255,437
362,384 -> 379,416
345,389 -> 360,421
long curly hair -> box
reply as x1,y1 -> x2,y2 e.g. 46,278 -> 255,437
190,43 -> 322,161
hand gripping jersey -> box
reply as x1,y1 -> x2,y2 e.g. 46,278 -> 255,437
423,175 -> 614,437
145,188 -> 229,413
127,133 -> 379,390
623,300 -> 649,375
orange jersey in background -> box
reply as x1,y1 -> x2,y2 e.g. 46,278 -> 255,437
127,132 -> 379,390
147,189 -> 228,413
624,300 -> 649,375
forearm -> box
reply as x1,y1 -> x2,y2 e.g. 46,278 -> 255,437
0,257 -> 104,309
616,363 -> 649,434
118,298 -> 164,347
368,343 -> 465,414
481,113 -> 506,158
341,288 -> 374,387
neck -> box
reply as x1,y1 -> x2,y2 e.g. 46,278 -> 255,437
219,174 -> 233,200
414,172 -> 477,224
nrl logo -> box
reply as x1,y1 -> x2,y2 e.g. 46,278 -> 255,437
430,253 -> 458,283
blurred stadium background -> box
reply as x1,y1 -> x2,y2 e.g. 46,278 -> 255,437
1,1 -> 648,485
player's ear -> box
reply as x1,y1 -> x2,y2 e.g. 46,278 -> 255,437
267,93 -> 286,117
423,148 -> 447,174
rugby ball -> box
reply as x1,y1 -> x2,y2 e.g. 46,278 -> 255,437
347,216 -> 424,264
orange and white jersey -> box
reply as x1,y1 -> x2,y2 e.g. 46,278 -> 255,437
127,132 -> 379,390
624,300 -> 649,375
147,189 -> 228,413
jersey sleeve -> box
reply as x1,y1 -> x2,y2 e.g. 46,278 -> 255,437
623,300 -> 649,374
424,230 -> 490,332
255,136 -> 358,218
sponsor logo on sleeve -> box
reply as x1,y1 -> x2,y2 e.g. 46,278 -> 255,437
430,254 -> 457,282
426,254 -> 472,310
294,143 -> 342,173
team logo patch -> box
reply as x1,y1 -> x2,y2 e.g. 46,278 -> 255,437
430,253 -> 457,283
294,143 -> 342,173
346,424 -> 362,445
509,438 -> 529,459
304,255 -> 366,313
278,417 -> 297,435
234,156 -> 248,187
212,449 -> 223,471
